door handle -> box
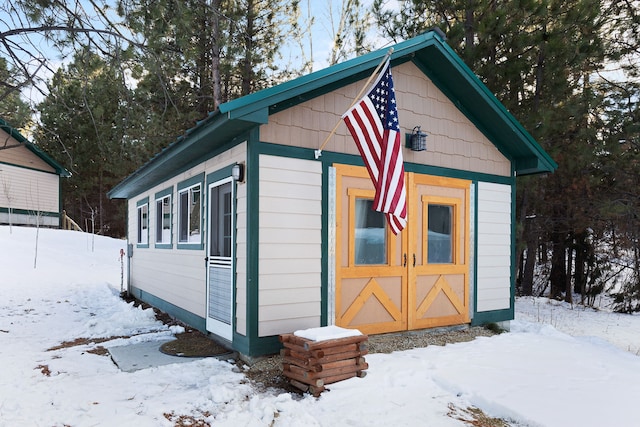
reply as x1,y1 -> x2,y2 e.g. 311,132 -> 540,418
403,253 -> 407,267
413,253 -> 416,267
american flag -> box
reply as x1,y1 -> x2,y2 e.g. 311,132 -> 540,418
342,60 -> 407,235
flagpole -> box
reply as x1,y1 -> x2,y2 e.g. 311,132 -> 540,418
314,47 -> 394,160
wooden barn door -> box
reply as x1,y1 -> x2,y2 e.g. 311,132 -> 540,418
334,164 -> 470,335
335,164 -> 407,335
408,175 -> 470,329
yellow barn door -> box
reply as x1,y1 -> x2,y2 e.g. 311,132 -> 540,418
408,174 -> 470,329
335,164 -> 470,335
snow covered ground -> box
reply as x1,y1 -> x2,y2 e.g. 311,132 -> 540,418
2,225 -> 640,426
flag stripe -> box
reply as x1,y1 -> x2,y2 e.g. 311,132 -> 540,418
344,109 -> 380,183
342,60 -> 407,235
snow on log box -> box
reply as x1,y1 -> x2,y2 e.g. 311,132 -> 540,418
279,326 -> 368,396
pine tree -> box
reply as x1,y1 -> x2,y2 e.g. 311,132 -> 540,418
373,0 -> 639,303
35,50 -> 137,236
0,58 -> 32,130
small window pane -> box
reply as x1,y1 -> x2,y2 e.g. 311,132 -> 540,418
209,182 -> 232,257
222,190 -> 232,256
137,204 -> 148,245
355,199 -> 386,265
428,204 -> 453,264
156,196 -> 171,243
189,185 -> 201,241
179,191 -> 189,242
179,184 -> 201,244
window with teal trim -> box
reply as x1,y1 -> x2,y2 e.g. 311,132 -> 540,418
155,194 -> 171,245
136,202 -> 149,246
178,183 -> 201,244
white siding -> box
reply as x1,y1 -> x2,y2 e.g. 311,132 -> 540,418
476,182 -> 512,312
258,155 -> 322,337
127,142 -> 247,325
0,163 -> 60,214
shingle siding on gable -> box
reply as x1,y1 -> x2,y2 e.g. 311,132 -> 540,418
260,62 -> 511,178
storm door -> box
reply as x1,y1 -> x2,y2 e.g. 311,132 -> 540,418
206,178 -> 234,340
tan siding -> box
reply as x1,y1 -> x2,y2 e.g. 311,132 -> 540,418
260,61 -> 511,177
131,250 -> 207,317
0,163 -> 60,213
127,142 -> 248,330
0,131 -> 56,172
259,318 -> 319,337
260,272 -> 321,290
259,288 -> 319,305
476,182 -> 512,312
258,155 -> 322,337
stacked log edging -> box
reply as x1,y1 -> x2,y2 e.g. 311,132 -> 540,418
279,333 -> 369,396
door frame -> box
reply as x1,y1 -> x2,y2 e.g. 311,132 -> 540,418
205,176 -> 235,341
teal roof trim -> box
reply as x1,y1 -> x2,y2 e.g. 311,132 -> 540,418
219,32 -> 437,119
109,29 -> 556,199
108,110 -> 257,199
0,118 -> 71,177
220,29 -> 555,175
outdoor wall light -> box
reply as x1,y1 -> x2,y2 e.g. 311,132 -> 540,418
410,126 -> 428,151
232,163 -> 245,183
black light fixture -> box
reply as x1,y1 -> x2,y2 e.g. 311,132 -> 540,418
410,126 -> 428,151
232,162 -> 245,183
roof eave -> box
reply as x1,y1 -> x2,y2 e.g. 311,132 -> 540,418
110,29 -> 557,199
0,118 -> 71,177
108,110 -> 262,199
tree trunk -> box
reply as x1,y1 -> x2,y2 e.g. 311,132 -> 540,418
242,0 -> 254,96
211,0 -> 222,110
522,230 -> 537,296
574,231 -> 587,300
549,229 -> 566,300
565,240 -> 573,303
464,2 -> 474,61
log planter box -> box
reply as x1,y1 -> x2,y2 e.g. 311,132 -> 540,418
279,332 -> 369,396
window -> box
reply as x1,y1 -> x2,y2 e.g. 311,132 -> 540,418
155,194 -> 171,245
178,183 -> 201,244
354,198 -> 386,265
427,204 -> 453,264
136,200 -> 149,246
209,181 -> 232,257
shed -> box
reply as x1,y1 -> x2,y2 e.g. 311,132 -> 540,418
109,30 -> 556,357
0,118 -> 70,227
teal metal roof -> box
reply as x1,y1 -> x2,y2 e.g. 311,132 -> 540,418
109,29 -> 556,199
0,118 -> 71,177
